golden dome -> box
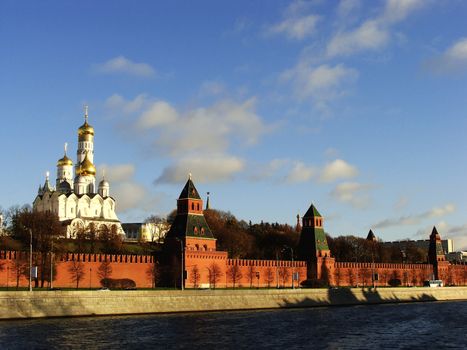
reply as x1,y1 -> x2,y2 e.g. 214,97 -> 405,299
57,154 -> 73,167
78,154 -> 96,176
78,121 -> 94,138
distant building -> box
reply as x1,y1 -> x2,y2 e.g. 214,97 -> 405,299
382,238 -> 454,255
446,251 -> 467,263
122,222 -> 169,243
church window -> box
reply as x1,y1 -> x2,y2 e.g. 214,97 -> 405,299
201,228 -> 205,235
191,203 -> 194,210
194,226 -> 198,234
197,203 -> 200,211
195,244 -> 199,251
203,244 -> 207,251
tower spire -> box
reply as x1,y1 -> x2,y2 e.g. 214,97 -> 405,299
64,142 -> 68,155
84,105 -> 89,123
206,192 -> 210,210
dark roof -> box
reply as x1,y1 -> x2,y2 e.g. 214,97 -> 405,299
366,229 -> 377,241
178,178 -> 201,200
166,213 -> 214,240
303,203 -> 322,218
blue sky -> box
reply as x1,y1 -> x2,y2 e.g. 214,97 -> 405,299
1,0 -> 467,249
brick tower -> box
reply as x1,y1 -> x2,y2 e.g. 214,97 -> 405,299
298,203 -> 335,285
428,226 -> 449,280
163,175 -> 217,287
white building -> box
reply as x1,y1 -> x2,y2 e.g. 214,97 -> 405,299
33,107 -> 124,238
122,222 -> 169,243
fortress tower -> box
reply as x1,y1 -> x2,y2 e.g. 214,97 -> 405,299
428,226 -> 449,280
298,203 -> 335,285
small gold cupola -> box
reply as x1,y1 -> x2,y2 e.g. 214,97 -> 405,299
57,142 -> 73,167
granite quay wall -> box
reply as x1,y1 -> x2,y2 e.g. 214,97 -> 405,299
1,287 -> 467,319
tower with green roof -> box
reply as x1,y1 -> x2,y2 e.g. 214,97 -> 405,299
298,203 -> 335,284
165,175 -> 216,246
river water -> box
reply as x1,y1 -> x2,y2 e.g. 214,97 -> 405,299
0,301 -> 466,349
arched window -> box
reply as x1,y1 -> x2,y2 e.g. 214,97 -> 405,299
197,203 -> 200,211
191,203 -> 194,210
194,226 -> 198,234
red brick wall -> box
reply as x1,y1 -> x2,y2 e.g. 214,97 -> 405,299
0,251 -> 154,289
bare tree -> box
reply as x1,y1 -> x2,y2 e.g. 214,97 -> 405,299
190,265 -> 201,288
146,261 -> 160,288
12,257 -> 28,290
265,267 -> 274,288
247,265 -> 255,288
227,264 -> 243,288
207,262 -> 222,289
98,261 -> 113,287
68,260 -> 85,289
278,266 -> 290,287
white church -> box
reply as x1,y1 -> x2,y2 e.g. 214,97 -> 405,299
33,107 -> 124,238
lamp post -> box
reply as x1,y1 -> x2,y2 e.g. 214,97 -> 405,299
283,246 -> 295,289
50,239 -> 54,290
175,238 -> 184,290
29,228 -> 33,292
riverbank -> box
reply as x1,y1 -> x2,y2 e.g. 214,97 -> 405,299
1,287 -> 466,319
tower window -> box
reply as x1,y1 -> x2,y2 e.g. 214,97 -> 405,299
191,203 -> 194,210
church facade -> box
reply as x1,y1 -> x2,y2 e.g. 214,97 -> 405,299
33,108 -> 124,238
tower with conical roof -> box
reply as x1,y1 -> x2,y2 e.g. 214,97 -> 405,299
428,226 -> 449,280
366,229 -> 377,242
298,203 -> 335,284
165,175 -> 216,247
162,175 -> 218,288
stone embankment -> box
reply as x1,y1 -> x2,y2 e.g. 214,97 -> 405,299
1,287 -> 466,319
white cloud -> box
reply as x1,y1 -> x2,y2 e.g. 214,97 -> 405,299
106,93 -> 268,184
326,20 -> 389,57
137,101 -> 178,129
267,0 -> 320,40
105,94 -> 148,114
99,164 -> 135,182
330,182 -> 373,208
374,203 -> 456,229
97,163 -> 159,213
425,37 -> 467,74
337,0 -> 361,18
155,156 -> 244,184
269,14 -> 321,40
382,0 -> 425,24
320,159 -> 358,182
285,161 -> 316,183
94,56 -> 156,77
326,0 -> 426,57
144,98 -> 266,157
282,62 -> 358,110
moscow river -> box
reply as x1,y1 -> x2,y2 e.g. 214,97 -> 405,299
0,301 -> 466,349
